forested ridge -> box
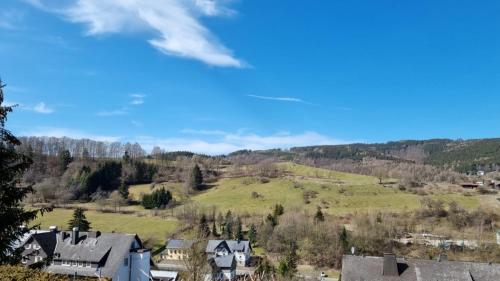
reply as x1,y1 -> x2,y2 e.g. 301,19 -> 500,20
290,138 -> 500,173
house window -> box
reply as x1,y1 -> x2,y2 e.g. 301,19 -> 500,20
78,261 -> 84,267
72,260 -> 78,266
62,260 -> 70,266
124,258 -> 129,267
25,244 -> 31,249
33,244 -> 40,250
86,261 -> 91,268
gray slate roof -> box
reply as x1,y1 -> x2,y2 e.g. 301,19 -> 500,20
341,255 -> 500,281
46,231 -> 141,278
166,239 -> 194,249
210,254 -> 236,269
206,240 -> 250,253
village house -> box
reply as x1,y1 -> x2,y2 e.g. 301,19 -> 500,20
161,239 -> 194,261
341,253 -> 500,281
208,254 -> 237,281
20,227 -> 57,266
19,227 -> 151,281
206,240 -> 251,267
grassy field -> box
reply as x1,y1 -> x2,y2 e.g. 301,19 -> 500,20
128,182 -> 186,201
187,163 -> 483,215
278,162 -> 379,185
190,177 -> 481,215
33,208 -> 178,247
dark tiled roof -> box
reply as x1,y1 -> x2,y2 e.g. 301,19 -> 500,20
165,239 -> 194,249
32,232 -> 57,256
341,255 -> 500,281
210,254 -> 236,269
206,240 -> 250,253
47,231 -> 140,278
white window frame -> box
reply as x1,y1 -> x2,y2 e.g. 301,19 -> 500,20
33,244 -> 41,250
25,244 -> 31,249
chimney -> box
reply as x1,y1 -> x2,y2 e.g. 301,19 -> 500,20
382,253 -> 399,276
71,227 -> 79,245
49,226 -> 58,233
437,253 -> 448,262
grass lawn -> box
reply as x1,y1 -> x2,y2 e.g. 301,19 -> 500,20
33,208 -> 178,247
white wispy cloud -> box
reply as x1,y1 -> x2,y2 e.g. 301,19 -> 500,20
247,94 -> 313,105
22,127 -> 120,142
129,93 -> 145,105
0,9 -> 24,30
96,108 -> 128,116
33,102 -> 54,114
181,128 -> 228,135
136,130 -> 349,155
131,120 -> 143,127
26,0 -> 245,67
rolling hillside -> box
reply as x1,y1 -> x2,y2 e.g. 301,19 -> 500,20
264,138 -> 500,173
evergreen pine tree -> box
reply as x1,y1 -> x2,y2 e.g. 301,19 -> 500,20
340,226 -> 349,250
118,180 -> 129,200
58,149 -> 72,174
223,211 -> 233,239
273,204 -> 284,217
0,80 -> 49,264
211,219 -> 219,237
235,217 -> 243,241
198,214 -> 210,238
186,164 -> 204,192
314,206 -> 325,223
248,224 -> 257,245
277,241 -> 298,278
68,208 -> 91,231
266,213 -> 277,227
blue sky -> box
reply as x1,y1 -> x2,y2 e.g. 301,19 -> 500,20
1,0 -> 499,154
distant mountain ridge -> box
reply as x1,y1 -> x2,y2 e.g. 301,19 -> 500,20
289,138 -> 500,173
228,138 -> 500,173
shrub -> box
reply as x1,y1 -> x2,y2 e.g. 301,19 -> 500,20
142,187 -> 172,209
259,177 -> 270,184
0,265 -> 101,281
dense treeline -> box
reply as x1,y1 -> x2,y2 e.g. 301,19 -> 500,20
18,136 -> 145,159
